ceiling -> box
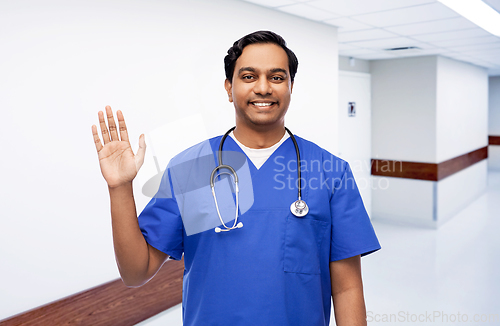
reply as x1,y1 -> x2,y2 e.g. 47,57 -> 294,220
240,0 -> 500,75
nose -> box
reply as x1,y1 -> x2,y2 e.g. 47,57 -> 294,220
253,77 -> 272,96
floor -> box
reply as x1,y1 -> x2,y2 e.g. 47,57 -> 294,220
138,172 -> 500,326
361,171 -> 500,326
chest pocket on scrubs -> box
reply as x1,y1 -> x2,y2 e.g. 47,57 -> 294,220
284,213 -> 329,274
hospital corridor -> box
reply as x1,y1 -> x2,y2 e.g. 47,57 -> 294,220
1,0 -> 499,325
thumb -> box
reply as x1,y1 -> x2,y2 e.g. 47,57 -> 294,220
135,134 -> 147,171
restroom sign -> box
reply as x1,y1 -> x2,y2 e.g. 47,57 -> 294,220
348,102 -> 356,117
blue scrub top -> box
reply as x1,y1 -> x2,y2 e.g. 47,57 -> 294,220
138,134 -> 381,326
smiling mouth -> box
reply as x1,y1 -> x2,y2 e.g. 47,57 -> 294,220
250,101 -> 277,107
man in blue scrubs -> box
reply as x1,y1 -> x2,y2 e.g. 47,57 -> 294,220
92,31 -> 380,326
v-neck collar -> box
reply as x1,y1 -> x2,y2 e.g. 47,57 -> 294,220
229,131 -> 289,170
221,135 -> 293,176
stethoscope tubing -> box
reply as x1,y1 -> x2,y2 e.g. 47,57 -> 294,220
218,127 -> 302,200
211,127 -> 308,233
284,127 -> 302,201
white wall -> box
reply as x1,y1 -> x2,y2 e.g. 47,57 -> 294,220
338,71 -> 372,216
489,76 -> 500,136
435,57 -> 488,226
339,56 -> 370,74
371,176 -> 435,227
372,160 -> 488,228
370,56 -> 437,227
489,147 -> 500,171
489,76 -> 500,171
0,0 -> 338,321
371,56 -> 438,163
436,160 -> 487,226
436,56 -> 488,163
370,55 -> 488,228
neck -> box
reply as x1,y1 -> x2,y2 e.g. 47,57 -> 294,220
232,122 -> 286,149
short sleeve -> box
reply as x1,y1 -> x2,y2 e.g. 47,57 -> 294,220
137,168 -> 184,260
330,162 -> 381,262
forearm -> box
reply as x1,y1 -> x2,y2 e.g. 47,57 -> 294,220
332,286 -> 367,326
108,182 -> 149,286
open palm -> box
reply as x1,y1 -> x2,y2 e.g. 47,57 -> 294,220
92,106 -> 146,188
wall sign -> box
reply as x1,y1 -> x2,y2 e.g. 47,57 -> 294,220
348,102 -> 356,117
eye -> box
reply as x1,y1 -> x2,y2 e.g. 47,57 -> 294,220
242,75 -> 255,80
271,76 -> 285,81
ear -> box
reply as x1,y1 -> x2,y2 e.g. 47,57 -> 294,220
290,81 -> 294,94
224,79 -> 233,103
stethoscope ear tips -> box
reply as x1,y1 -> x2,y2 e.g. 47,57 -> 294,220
215,227 -> 222,233
236,222 -> 243,228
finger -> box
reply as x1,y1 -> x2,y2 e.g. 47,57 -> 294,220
135,134 -> 147,171
105,105 -> 119,141
92,124 -> 103,152
116,110 -> 130,144
98,110 -> 111,144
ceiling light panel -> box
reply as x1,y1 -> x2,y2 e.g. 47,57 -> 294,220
307,0 -> 435,16
438,0 -> 500,36
338,28 -> 399,42
353,3 -> 458,27
384,17 -> 478,36
277,3 -> 339,20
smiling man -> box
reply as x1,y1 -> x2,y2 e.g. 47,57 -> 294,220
224,41 -> 293,149
93,30 -> 380,326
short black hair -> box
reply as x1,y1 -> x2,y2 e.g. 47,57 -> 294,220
224,30 -> 298,83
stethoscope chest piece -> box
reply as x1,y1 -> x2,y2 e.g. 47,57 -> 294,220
290,199 -> 309,217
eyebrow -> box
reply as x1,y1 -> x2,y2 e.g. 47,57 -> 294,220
238,67 -> 288,76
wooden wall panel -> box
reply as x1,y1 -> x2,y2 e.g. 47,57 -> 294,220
371,146 -> 488,181
371,160 -> 437,181
489,136 -> 500,145
0,259 -> 184,326
438,147 -> 488,180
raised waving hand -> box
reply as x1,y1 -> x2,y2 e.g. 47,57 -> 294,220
92,106 -> 146,188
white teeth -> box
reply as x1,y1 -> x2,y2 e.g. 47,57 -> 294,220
252,102 -> 273,107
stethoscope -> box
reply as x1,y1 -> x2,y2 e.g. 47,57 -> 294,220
210,127 -> 309,233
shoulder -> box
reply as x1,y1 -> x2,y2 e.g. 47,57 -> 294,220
293,135 -> 349,174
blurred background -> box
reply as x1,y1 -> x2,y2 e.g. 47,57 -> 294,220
0,0 -> 499,325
